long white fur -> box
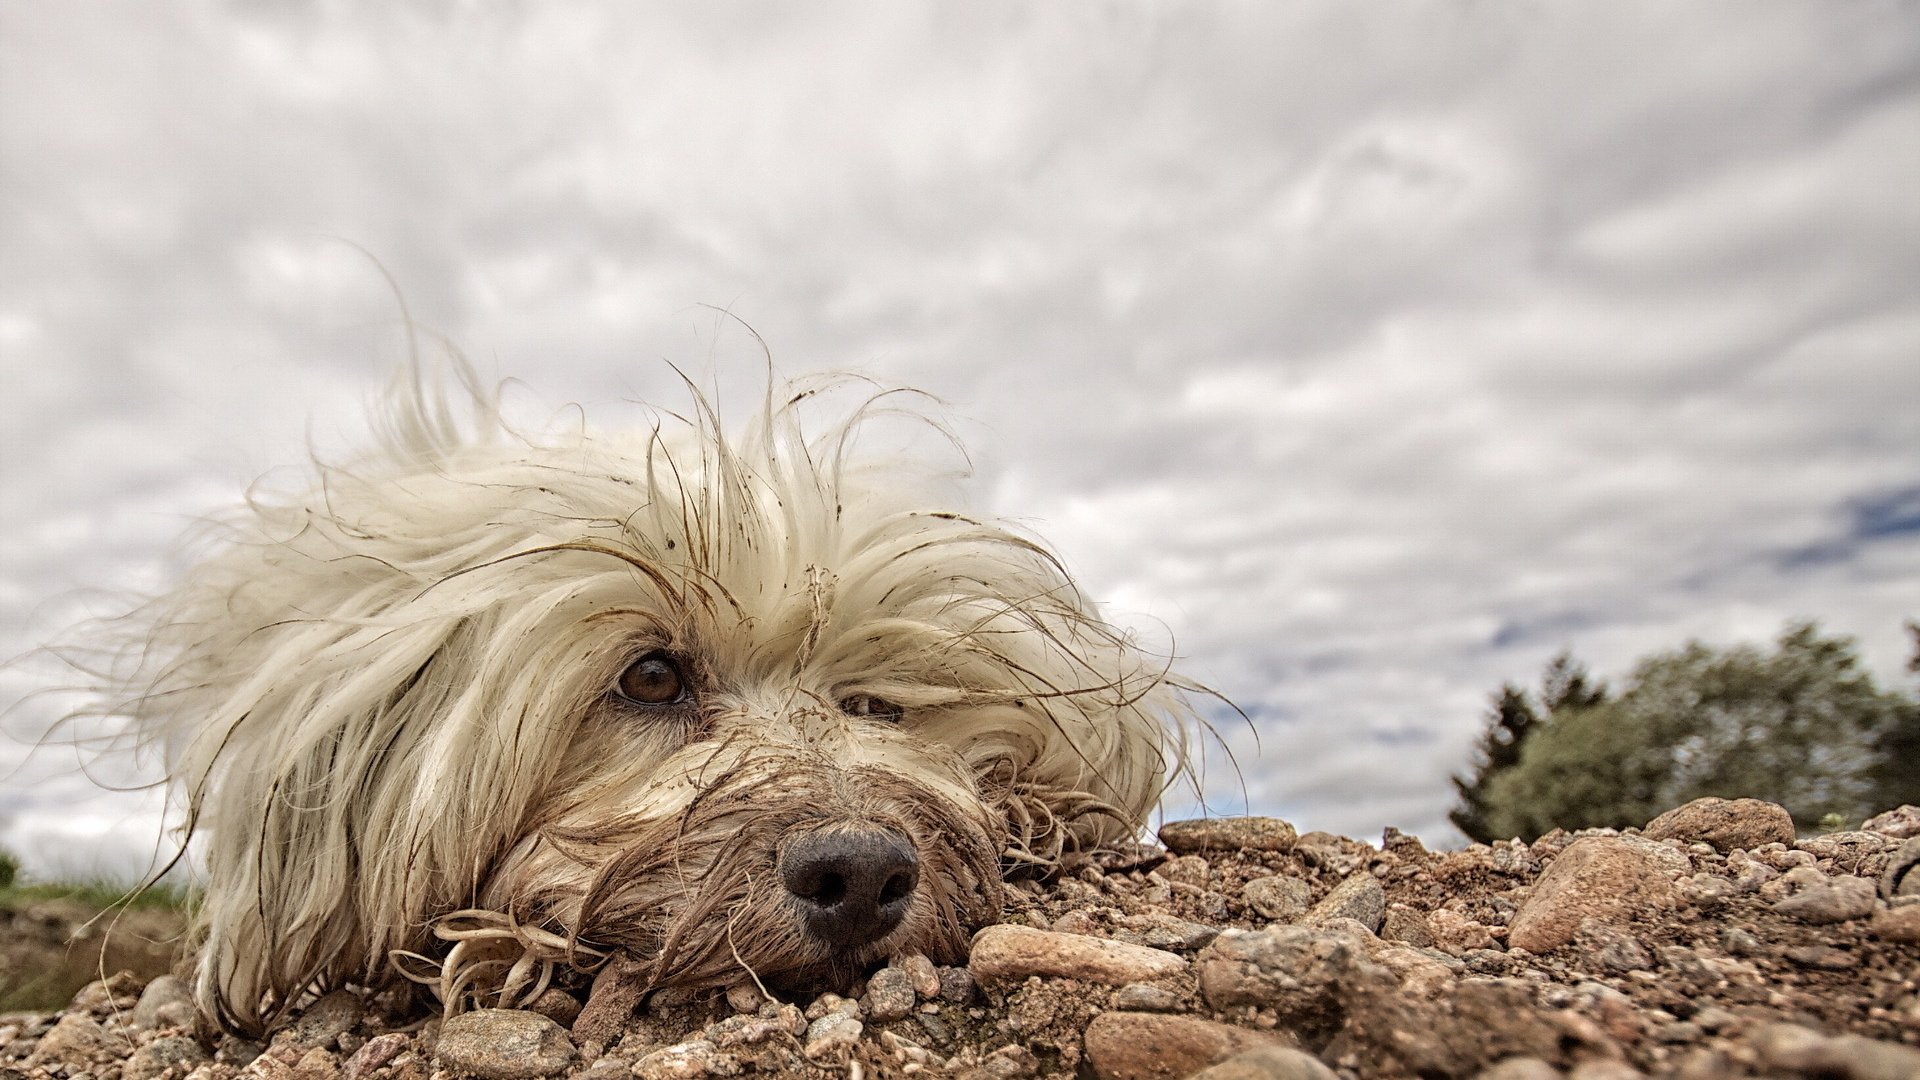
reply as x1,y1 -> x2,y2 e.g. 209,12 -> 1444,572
81,366 -> 1201,1034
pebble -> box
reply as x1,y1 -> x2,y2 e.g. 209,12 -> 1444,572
1243,876 -> 1311,922
1160,817 -> 1299,854
1567,1061 -> 1645,1080
1752,1021 -> 1920,1080
123,1035 -> 211,1080
1081,1011 -> 1295,1080
937,965 -> 977,1003
1158,854 -> 1212,886
1196,926 -> 1386,1041
802,1013 -> 863,1063
281,990 -> 366,1051
1575,923 -> 1653,974
969,924 -> 1189,986
1303,873 -> 1384,933
1427,908 -> 1496,954
632,1039 -> 738,1079
130,974 -> 196,1031
342,1033 -> 409,1080
1187,1045 -> 1337,1080
434,1009 -> 575,1079
1380,906 -> 1436,948
27,1013 -> 108,1064
291,1046 -> 341,1080
1507,836 -> 1687,953
1643,797 -> 1796,853
1772,874 -> 1876,923
524,989 -> 580,1028
863,966 -> 917,1022
900,953 -> 941,998
1862,804 -> 1920,838
1869,902 -> 1920,943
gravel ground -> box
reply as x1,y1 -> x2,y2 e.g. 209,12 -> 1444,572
3,797 -> 1917,1080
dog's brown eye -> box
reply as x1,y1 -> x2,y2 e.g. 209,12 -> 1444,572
840,694 -> 903,722
617,653 -> 687,706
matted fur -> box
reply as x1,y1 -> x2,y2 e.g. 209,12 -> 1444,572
73,367 -> 1202,1035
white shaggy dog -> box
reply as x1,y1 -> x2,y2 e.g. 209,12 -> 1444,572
79,367 -> 1200,1037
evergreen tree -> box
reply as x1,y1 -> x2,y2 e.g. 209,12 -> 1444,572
1449,682 -> 1542,842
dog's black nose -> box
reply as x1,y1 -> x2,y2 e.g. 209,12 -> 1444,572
779,826 -> 919,949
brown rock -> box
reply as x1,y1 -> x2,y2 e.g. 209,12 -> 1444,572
1773,874 -> 1876,923
1083,1012 -> 1295,1080
131,974 -> 196,1031
1644,797 -> 1795,852
1869,902 -> 1920,943
1507,836 -> 1687,953
969,924 -> 1188,986
281,989 -> 365,1051
27,1012 -> 110,1064
1862,804 -> 1920,838
1196,926 -> 1390,1044
1244,876 -> 1312,922
343,1033 -> 410,1080
1380,906 -> 1436,948
1752,1021 -> 1920,1080
1160,817 -> 1298,854
124,1034 -> 211,1080
435,1009 -> 575,1079
1472,1058 -> 1560,1080
1303,873 -> 1385,933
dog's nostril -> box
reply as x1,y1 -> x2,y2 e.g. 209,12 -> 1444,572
779,826 -> 920,950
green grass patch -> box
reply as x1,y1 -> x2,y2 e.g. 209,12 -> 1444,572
0,878 -> 195,913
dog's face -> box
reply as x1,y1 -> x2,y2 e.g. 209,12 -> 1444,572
104,374 -> 1195,1034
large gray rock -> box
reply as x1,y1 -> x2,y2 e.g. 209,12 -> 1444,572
124,1035 -> 211,1080
1303,873 -> 1385,933
1773,874 -> 1876,924
435,1009 -> 576,1079
1196,926 -> 1390,1044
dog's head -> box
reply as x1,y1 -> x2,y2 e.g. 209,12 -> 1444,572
101,370 -> 1199,1033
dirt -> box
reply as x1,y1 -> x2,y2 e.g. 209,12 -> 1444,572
0,805 -> 1915,1079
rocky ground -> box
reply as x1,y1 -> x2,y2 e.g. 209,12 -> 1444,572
2,797 -> 1917,1080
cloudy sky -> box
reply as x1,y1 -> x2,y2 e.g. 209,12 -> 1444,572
3,2 -> 1918,879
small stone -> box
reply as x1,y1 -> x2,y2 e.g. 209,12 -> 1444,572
802,1014 -> 862,1063
1719,926 -> 1764,955
1507,836 -> 1687,953
434,1009 -> 575,1079
1082,1012 -> 1295,1080
936,966 -> 976,1004
525,989 -> 580,1029
124,1035 -> 211,1080
68,972 -> 141,1013
1158,855 -> 1212,886
1644,797 -> 1796,853
1303,873 -> 1385,933
28,1013 -> 108,1064
1690,1007 -> 1737,1034
1772,874 -> 1876,923
343,1033 -> 409,1080
899,953 -> 941,998
1188,1045 -> 1337,1080
1242,876 -> 1311,922
1783,944 -> 1858,970
632,1040 -> 737,1080
1870,903 -> 1920,943
1380,907 -> 1436,948
1112,984 -> 1185,1012
282,990 -> 366,1051
723,982 -> 763,1015
1575,923 -> 1653,974
1196,926 -> 1391,1043
1472,1059 -> 1561,1080
1862,804 -> 1920,838
1753,1021 -> 1920,1080
221,1035 -> 268,1066
291,1047 -> 341,1080
1427,908 -> 1496,954
1160,817 -> 1298,854
863,967 -> 916,1022
132,975 -> 197,1031
969,924 -> 1188,986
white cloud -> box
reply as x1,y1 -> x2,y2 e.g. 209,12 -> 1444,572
3,1 -> 1917,873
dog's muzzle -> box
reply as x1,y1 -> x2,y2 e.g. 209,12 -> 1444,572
778,825 -> 920,949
